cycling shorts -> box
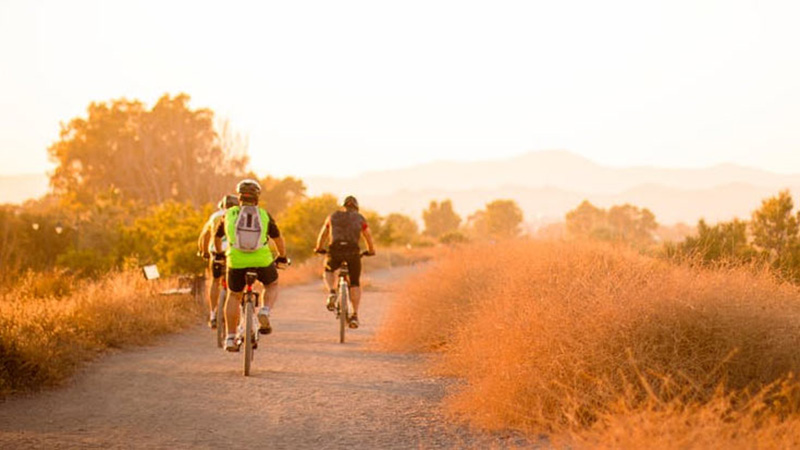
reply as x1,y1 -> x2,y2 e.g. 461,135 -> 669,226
210,259 -> 226,279
324,251 -> 362,287
227,264 -> 278,293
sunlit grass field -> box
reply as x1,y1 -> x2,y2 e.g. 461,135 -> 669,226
0,270 -> 202,396
374,240 -> 800,448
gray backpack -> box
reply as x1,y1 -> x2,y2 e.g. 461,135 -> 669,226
233,205 -> 264,252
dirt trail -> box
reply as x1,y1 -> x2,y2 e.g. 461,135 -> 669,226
0,266 -> 533,449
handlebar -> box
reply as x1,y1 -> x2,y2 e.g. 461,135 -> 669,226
275,256 -> 291,269
314,248 -> 375,257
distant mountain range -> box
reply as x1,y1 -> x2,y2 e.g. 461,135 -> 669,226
5,150 -> 799,226
305,150 -> 800,225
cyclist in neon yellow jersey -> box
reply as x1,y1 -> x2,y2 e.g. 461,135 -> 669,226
214,179 -> 288,352
197,194 -> 239,329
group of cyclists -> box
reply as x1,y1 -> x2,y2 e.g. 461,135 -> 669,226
197,179 -> 376,352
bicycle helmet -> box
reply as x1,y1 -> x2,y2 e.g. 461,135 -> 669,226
342,195 -> 359,210
236,179 -> 262,197
218,194 -> 239,209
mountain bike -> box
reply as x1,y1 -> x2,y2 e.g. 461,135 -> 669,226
317,249 -> 371,343
237,271 -> 260,376
235,259 -> 290,376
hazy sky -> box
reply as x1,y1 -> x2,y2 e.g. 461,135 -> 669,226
1,0 -> 799,178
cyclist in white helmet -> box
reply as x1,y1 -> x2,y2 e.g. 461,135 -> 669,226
197,194 -> 239,328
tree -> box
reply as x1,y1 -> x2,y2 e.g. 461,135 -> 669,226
120,201 -> 207,276
468,199 -> 524,239
422,200 -> 461,238
48,93 -> 248,208
484,199 -> 524,238
677,219 -> 754,263
750,190 -> 799,260
607,204 -> 658,245
378,213 -> 419,246
258,176 -> 307,217
565,200 -> 658,247
566,200 -> 606,237
280,194 -> 339,261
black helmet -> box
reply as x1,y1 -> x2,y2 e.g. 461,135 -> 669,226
218,194 -> 239,209
342,195 -> 359,210
236,179 -> 261,197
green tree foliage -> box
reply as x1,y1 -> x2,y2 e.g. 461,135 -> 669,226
676,219 -> 755,263
749,190 -> 800,280
377,213 -> 419,246
468,199 -> 524,239
258,176 -> 307,217
280,194 -> 339,261
607,204 -> 658,243
565,200 -> 657,247
361,210 -> 384,244
422,200 -> 461,238
120,201 -> 208,276
750,190 -> 799,259
48,93 -> 247,208
565,200 -> 605,237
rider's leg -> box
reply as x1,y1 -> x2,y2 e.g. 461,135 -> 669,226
323,270 -> 336,292
225,290 -> 244,336
350,286 -> 361,314
263,280 -> 278,309
208,277 -> 220,315
348,254 -> 363,316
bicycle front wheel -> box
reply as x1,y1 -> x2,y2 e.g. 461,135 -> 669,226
339,286 -> 349,344
243,300 -> 254,376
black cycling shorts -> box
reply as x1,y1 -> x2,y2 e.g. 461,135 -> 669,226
324,251 -> 362,287
210,260 -> 225,279
227,264 -> 278,293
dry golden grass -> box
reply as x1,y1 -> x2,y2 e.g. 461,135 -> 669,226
374,239 -> 800,448
0,271 -> 201,396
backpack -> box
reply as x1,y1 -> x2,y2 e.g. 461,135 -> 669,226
329,210 -> 363,252
233,205 -> 264,252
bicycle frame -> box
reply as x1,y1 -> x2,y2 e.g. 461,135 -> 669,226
336,262 -> 351,344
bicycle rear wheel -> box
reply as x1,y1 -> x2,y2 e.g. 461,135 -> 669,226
339,286 -> 349,344
216,289 -> 226,348
243,300 -> 254,376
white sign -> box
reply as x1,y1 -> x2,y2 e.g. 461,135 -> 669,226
142,264 -> 160,280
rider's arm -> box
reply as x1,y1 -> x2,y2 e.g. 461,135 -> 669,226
314,216 -> 331,252
198,227 -> 210,257
361,223 -> 376,255
213,220 -> 224,257
266,213 -> 287,259
273,236 -> 287,258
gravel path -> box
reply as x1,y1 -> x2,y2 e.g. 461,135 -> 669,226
0,265 -> 536,449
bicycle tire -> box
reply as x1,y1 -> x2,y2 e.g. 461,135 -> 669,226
216,288 -> 226,348
339,282 -> 349,344
243,299 -> 254,376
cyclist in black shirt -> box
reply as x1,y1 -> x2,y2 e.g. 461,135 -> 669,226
314,195 -> 376,329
